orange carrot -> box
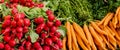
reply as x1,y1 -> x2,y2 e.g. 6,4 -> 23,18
65,21 -> 72,50
70,25 -> 79,50
62,37 -> 67,50
91,21 -> 107,35
76,33 -> 88,50
73,22 -> 89,45
89,25 -> 104,49
83,24 -> 97,50
103,13 -> 114,26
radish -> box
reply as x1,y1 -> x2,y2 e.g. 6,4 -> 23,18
37,3 -> 44,8
21,40 -> 26,46
45,38 -> 52,45
8,39 -> 16,47
4,15 -> 11,20
5,44 -> 11,50
47,21 -> 53,27
17,19 -> 24,26
19,13 -> 25,19
25,41 -> 31,50
4,35 -> 11,42
14,13 -> 24,21
49,32 -> 54,37
11,20 -> 17,28
36,23 -> 45,34
41,33 -> 47,39
55,32 -> 61,38
0,43 -> 4,49
51,36 -> 58,42
24,18 -> 30,26
2,20 -> 11,27
34,17 -> 44,24
57,39 -> 63,48
55,20 -> 61,27
3,27 -> 11,34
43,25 -> 49,31
11,7 -> 18,15
50,26 -> 57,33
33,42 -> 41,49
16,27 -> 23,33
48,14 -> 55,21
52,44 -> 59,50
43,45 -> 50,50
46,9 -> 53,15
18,46 -> 24,50
11,28 -> 17,34
27,36 -> 31,41
16,32 -> 23,40
23,26 -> 28,33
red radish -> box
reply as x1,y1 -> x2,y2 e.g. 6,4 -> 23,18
11,28 -> 17,34
36,23 -> 45,34
49,32 -> 54,37
34,17 -> 44,24
57,39 -> 63,48
52,44 -> 59,50
5,44 -> 11,50
4,35 -> 11,42
8,39 -> 16,47
33,42 -> 40,48
48,14 -> 55,21
2,20 -> 11,27
3,27 -> 11,34
26,0 -> 32,2
18,46 -> 24,50
24,18 -> 30,26
0,0 -> 4,3
55,32 -> 61,38
25,41 -> 31,50
47,21 -> 53,27
13,0 -> 18,3
27,36 -> 31,41
19,13 -> 25,19
22,40 -> 26,46
50,26 -> 57,33
46,9 -> 53,15
17,19 -> 24,26
41,33 -> 47,38
23,26 -> 28,33
43,25 -> 49,31
55,20 -> 61,27
11,48 -> 15,50
43,45 -> 50,50
36,47 -> 43,50
16,27 -> 23,33
16,33 -> 23,40
40,38 -> 44,45
4,15 -> 11,20
11,7 -> 18,15
51,36 -> 58,42
25,2 -> 31,7
45,38 -> 52,45
37,3 -> 44,8
0,43 -> 4,49
11,20 -> 17,28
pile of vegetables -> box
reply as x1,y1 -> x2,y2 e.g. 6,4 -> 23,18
63,7 -> 120,50
0,0 -> 65,50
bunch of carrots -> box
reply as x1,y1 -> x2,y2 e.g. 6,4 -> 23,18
63,7 -> 120,50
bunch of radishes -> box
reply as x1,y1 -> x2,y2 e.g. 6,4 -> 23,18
33,9 -> 63,50
9,0 -> 44,8
0,8 -> 31,50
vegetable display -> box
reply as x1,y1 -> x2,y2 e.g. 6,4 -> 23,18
0,0 -> 120,50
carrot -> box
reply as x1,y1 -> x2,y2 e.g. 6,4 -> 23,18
109,22 -> 120,41
103,27 -> 117,48
72,43 -> 76,50
62,37 -> 67,50
70,25 -> 79,50
89,25 -> 104,49
72,22 -> 89,46
90,21 -> 107,35
116,40 -> 120,48
100,34 -> 109,46
115,7 -> 120,27
118,8 -> 120,27
98,13 -> 111,25
83,24 -> 97,50
75,33 -> 88,50
108,42 -> 115,50
65,21 -> 72,50
106,26 -> 115,36
103,13 -> 114,26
